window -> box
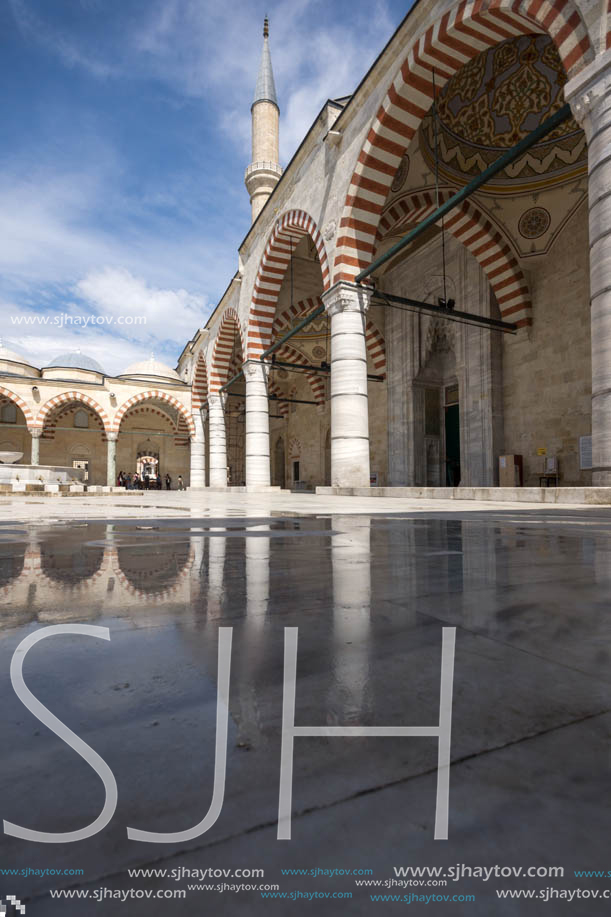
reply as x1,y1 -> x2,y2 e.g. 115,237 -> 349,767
0,403 -> 17,424
73,409 -> 89,428
293,460 -> 300,482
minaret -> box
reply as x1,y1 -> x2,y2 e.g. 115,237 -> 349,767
245,17 -> 282,222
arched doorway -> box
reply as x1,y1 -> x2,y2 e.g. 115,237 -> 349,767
273,435 -> 285,488
115,397 -> 191,487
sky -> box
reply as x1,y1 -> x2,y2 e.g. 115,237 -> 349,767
0,0 -> 413,374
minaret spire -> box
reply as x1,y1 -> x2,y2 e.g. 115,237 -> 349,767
245,16 -> 282,223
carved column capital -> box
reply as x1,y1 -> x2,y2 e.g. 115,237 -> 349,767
322,281 -> 372,318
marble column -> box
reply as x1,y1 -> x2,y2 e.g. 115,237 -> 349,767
208,392 -> 228,488
244,359 -> 270,487
566,51 -> 611,485
322,281 -> 371,487
29,428 -> 42,465
190,411 -> 206,489
106,432 -> 118,487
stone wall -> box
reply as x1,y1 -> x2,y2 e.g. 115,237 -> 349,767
502,201 -> 592,485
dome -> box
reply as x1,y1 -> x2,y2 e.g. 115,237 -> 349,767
121,357 -> 181,383
419,34 -> 586,191
47,351 -> 105,373
0,342 -> 36,369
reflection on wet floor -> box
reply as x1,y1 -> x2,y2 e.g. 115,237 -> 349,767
0,512 -> 610,913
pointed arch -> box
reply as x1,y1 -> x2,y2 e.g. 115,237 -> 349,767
0,386 -> 35,426
334,0 -> 593,285
36,391 -> 111,432
191,352 -> 209,410
365,319 -> 386,375
210,308 -> 244,392
378,189 -> 531,324
112,391 -> 195,437
247,209 -> 330,359
273,341 -> 326,404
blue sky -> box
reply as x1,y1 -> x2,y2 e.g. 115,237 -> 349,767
1,0 -> 412,374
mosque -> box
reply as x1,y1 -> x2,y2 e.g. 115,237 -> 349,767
2,0 -> 611,492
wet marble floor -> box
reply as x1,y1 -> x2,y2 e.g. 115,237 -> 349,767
0,505 -> 610,915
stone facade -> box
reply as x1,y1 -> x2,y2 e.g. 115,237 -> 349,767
3,2 -> 609,494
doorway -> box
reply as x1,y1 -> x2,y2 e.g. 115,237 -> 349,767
444,385 -> 460,486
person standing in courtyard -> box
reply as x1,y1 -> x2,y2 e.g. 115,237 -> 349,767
177,475 -> 184,490
165,473 -> 172,490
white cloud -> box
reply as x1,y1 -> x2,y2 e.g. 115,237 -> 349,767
76,267 -> 209,344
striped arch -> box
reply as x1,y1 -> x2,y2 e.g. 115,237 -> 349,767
273,341 -> 326,404
210,308 -> 244,392
191,352 -> 208,410
378,189 -> 531,324
366,320 -> 386,374
268,378 -> 290,416
35,391 -> 111,432
112,391 -> 195,437
272,296 -> 323,336
42,403 -> 106,441
0,386 -> 35,426
334,0 -> 593,284
248,209 -> 330,359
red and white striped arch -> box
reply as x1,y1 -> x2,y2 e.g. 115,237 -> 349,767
42,403 -> 106,440
0,386 -> 35,426
378,189 -> 531,324
268,378 -> 290,416
334,0 -> 593,285
210,308 -> 244,393
191,352 -> 208,410
247,210 -> 330,359
273,341 -> 326,404
35,391 -> 111,432
112,391 -> 195,437
365,320 -> 387,374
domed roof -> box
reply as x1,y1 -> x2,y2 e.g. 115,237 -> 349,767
47,350 -> 105,373
0,341 -> 36,368
121,357 -> 181,382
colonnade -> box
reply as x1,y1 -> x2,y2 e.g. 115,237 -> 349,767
204,281 -> 372,491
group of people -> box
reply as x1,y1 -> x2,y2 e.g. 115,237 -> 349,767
117,471 -> 184,490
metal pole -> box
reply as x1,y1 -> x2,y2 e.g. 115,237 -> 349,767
355,103 -> 572,283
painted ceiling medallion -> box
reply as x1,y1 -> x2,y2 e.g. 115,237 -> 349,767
312,345 -> 326,358
419,34 -> 586,192
391,154 -> 410,192
518,206 -> 551,239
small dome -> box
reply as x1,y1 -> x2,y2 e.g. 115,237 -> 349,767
0,342 -> 36,368
47,351 -> 105,373
121,357 -> 181,383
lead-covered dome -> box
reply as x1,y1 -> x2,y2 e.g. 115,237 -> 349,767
47,351 -> 105,373
0,343 -> 36,369
121,357 -> 181,383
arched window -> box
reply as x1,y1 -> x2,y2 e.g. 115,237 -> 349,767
0,403 -> 17,424
73,409 -> 89,428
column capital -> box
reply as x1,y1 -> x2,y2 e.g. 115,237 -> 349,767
209,391 -> 227,407
243,358 -> 268,379
106,431 -> 118,442
27,427 -> 43,438
322,281 -> 372,318
564,49 -> 611,139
